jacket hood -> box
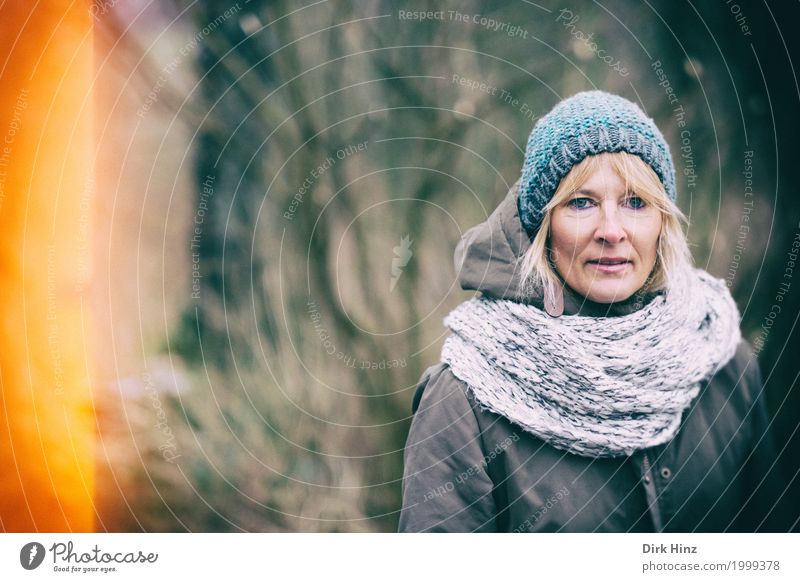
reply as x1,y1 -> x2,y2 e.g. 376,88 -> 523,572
453,179 -> 658,317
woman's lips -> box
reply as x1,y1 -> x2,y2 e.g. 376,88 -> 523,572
586,260 -> 630,274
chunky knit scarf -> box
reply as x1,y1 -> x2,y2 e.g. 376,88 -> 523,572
441,268 -> 742,458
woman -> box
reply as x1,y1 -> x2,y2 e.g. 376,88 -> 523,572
398,91 -> 789,532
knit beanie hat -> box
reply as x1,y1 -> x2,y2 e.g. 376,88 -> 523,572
517,90 -> 677,239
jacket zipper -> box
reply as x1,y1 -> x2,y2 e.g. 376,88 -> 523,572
643,450 -> 661,495
641,450 -> 663,531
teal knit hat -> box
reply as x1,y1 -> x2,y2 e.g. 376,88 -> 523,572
517,90 -> 677,238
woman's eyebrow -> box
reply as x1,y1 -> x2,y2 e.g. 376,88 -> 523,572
573,188 -> 633,198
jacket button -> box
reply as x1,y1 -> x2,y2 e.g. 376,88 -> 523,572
643,474 -> 651,484
660,467 -> 672,479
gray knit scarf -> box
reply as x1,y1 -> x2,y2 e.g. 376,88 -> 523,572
441,267 -> 742,458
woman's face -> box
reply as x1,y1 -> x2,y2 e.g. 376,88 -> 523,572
549,160 -> 662,303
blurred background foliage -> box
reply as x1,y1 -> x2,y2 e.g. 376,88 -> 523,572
92,0 -> 800,531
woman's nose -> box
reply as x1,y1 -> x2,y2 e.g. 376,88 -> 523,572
594,205 -> 626,243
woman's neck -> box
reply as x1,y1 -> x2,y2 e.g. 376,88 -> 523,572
560,283 -> 659,317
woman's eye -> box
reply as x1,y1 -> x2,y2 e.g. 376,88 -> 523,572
567,197 -> 593,210
625,196 -> 646,209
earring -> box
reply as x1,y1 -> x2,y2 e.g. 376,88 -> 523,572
544,283 -> 564,317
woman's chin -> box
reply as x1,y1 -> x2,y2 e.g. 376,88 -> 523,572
580,282 -> 639,304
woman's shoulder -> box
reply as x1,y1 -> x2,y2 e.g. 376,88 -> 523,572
411,362 -> 470,415
405,362 -> 489,461
709,338 -> 763,406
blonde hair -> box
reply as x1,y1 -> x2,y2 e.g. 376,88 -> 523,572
518,151 -> 692,304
